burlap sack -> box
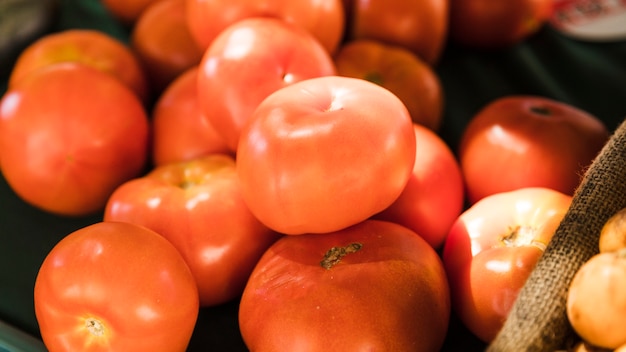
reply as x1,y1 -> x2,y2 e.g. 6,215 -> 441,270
487,118 -> 626,351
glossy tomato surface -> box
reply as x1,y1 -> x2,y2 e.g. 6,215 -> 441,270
104,154 -> 281,306
348,0 -> 449,64
239,219 -> 450,352
458,95 -> 609,205
442,187 -> 572,342
0,63 -> 149,216
185,0 -> 344,54
197,17 -> 336,152
236,76 -> 416,235
34,221 -> 199,351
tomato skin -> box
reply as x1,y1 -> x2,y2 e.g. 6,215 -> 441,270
442,187 -> 572,343
197,17 -> 337,152
348,0 -> 449,64
34,221 -> 199,352
151,66 -> 231,166
185,0 -> 344,54
236,76 -> 416,235
104,154 -> 281,306
373,123 -> 464,250
0,63 -> 149,216
449,0 -> 553,48
239,219 -> 450,352
101,0 -> 159,26
459,95 -> 609,205
334,39 -> 444,131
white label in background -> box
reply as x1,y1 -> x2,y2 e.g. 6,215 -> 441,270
550,0 -> 626,41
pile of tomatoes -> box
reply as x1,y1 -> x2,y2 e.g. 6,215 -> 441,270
0,0 -> 617,351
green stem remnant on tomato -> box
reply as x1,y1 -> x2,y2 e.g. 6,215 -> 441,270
320,243 -> 363,270
529,105 -> 551,116
500,225 -> 547,251
364,72 -> 384,86
85,317 -> 105,337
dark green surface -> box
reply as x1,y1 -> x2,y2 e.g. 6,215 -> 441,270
1,0 -> 625,350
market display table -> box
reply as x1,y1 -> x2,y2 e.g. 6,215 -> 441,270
1,1 -> 625,351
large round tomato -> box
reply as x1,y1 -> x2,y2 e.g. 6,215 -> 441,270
449,0 -> 553,48
104,154 -> 281,306
151,66 -> 231,166
458,95 -> 609,205
9,29 -> 150,104
373,123 -> 464,250
197,17 -> 337,152
185,0 -> 344,54
34,221 -> 199,351
239,219 -> 450,352
442,187 -> 572,343
0,63 -> 149,216
347,0 -> 449,64
334,39 -> 444,131
236,76 -> 416,235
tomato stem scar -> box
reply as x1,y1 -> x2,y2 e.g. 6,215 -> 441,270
320,242 -> 362,270
85,317 -> 105,337
529,105 -> 551,116
500,225 -> 547,251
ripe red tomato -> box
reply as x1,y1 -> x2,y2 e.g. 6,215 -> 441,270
8,29 -> 150,104
131,0 -> 204,94
442,187 -> 572,343
197,17 -> 337,152
34,221 -> 199,351
449,0 -> 553,48
334,39 -> 444,131
239,219 -> 450,352
373,123 -> 464,249
236,76 -> 416,235
0,63 -> 149,216
151,66 -> 231,166
347,0 -> 449,64
185,0 -> 345,54
458,95 -> 609,205
103,154 -> 281,306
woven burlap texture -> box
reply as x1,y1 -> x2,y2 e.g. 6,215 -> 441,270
487,118 -> 626,352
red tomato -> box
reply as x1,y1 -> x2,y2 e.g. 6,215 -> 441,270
442,187 -> 572,343
34,221 -> 199,351
101,0 -> 159,26
0,63 -> 149,216
151,66 -> 231,166
185,0 -> 345,54
237,76 -> 416,235
347,0 -> 449,64
239,219 -> 450,352
197,17 -> 337,152
458,95 -> 609,205
449,0 -> 553,48
373,123 -> 464,250
103,154 -> 281,306
8,29 -> 150,104
131,0 -> 204,94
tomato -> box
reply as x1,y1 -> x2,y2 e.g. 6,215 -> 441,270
151,66 -> 231,166
458,95 -> 609,205
185,0 -> 345,54
34,221 -> 199,351
196,17 -> 336,152
0,63 -> 149,216
8,29 -> 150,104
347,0 -> 449,65
131,0 -> 204,95
237,76 -> 416,235
567,249 -> 626,349
449,0 -> 553,48
239,219 -> 450,352
372,123 -> 464,249
599,207 -> 626,253
334,39 -> 444,131
101,0 -> 159,26
442,187 -> 572,343
103,154 -> 281,306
